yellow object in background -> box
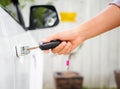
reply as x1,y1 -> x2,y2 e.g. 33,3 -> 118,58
60,12 -> 76,22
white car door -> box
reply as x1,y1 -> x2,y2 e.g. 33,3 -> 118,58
0,7 -> 43,89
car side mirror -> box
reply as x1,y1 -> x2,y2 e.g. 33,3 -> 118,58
28,5 -> 59,30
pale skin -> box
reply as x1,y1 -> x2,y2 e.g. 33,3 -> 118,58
42,5 -> 120,55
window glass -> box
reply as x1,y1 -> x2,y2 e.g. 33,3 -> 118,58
0,0 -> 19,22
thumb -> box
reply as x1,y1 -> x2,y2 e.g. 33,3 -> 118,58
42,34 -> 59,43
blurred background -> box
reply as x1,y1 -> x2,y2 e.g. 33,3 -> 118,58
0,0 -> 120,89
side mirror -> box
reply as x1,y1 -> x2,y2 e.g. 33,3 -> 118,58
28,5 -> 59,30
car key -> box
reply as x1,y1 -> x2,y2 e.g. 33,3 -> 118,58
39,40 -> 62,50
15,40 -> 62,57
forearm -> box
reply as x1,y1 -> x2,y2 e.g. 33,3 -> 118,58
78,5 -> 120,41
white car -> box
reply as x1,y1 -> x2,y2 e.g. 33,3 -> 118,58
0,2 -> 59,89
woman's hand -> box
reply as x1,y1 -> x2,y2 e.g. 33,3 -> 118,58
42,27 -> 85,55
42,5 -> 120,55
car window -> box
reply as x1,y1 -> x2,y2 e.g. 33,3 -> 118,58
0,0 -> 19,22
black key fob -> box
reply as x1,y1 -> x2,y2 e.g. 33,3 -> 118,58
39,40 -> 62,50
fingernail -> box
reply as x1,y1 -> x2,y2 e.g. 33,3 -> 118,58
62,41 -> 67,45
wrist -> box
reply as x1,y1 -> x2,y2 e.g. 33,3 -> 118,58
76,25 -> 88,42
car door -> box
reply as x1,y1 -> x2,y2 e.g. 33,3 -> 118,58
0,7 -> 43,89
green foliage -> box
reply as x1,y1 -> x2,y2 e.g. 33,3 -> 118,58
82,86 -> 89,89
0,0 -> 11,7
46,1 -> 54,5
32,7 -> 48,27
19,0 -> 34,8
0,0 -> 34,7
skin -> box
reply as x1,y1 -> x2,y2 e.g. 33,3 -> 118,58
42,5 -> 120,55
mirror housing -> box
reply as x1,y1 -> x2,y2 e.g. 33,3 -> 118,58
28,5 -> 59,30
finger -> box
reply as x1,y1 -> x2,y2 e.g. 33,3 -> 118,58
58,42 -> 72,55
65,45 -> 72,55
52,41 -> 66,53
43,50 -> 49,53
42,33 -> 61,43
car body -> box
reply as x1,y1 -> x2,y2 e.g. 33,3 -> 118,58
0,7 -> 43,89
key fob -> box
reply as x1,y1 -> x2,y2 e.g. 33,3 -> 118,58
39,40 -> 62,50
